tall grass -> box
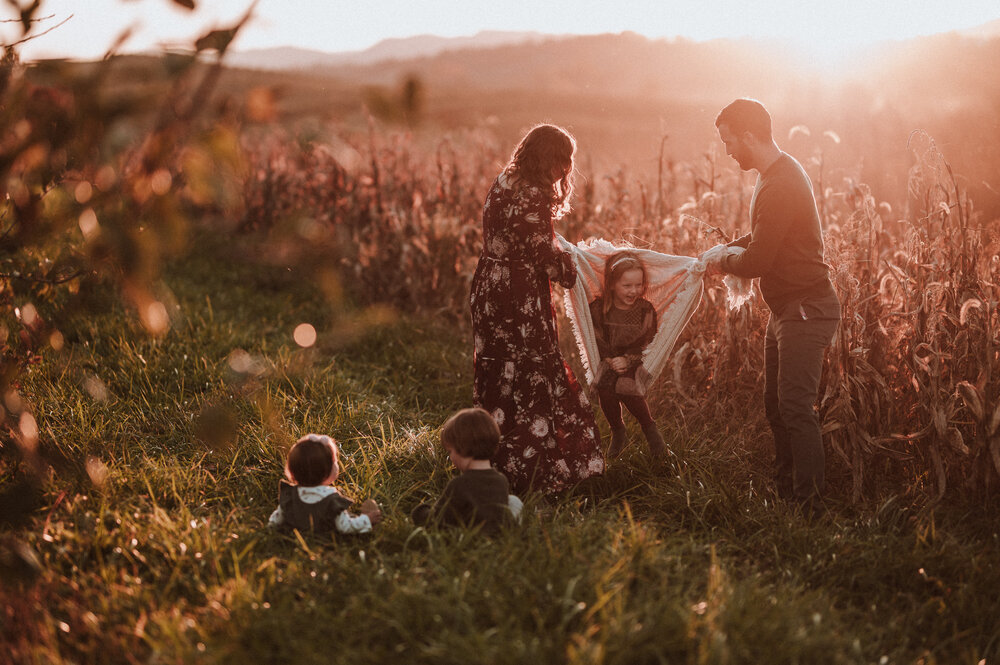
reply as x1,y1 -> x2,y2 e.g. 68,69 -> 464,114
4,117 -> 1000,663
3,234 -> 999,664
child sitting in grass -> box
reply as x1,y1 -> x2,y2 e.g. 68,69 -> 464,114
268,434 -> 382,534
412,408 -> 523,534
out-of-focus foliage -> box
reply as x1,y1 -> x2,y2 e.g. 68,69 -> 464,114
363,74 -> 425,127
1,0 -> 250,519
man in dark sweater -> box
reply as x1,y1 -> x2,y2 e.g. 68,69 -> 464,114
706,98 -> 841,504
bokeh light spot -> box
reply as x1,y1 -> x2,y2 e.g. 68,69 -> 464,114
95,165 -> 117,191
85,457 -> 109,487
228,349 -> 252,373
293,323 -> 317,347
79,209 -> 99,238
74,180 -> 93,204
143,302 -> 170,335
5,390 -> 23,414
151,169 -> 172,195
19,303 -> 38,327
19,412 -> 38,448
83,375 -> 110,402
246,86 -> 277,122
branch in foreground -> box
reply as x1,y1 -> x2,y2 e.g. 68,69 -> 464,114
0,14 -> 72,49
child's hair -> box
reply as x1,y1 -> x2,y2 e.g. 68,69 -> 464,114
285,434 -> 338,486
441,408 -> 501,460
602,250 -> 648,314
504,123 -> 576,219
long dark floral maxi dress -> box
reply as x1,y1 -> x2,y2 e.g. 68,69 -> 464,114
471,174 -> 604,494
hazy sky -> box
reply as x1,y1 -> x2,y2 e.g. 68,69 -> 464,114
6,0 -> 1000,62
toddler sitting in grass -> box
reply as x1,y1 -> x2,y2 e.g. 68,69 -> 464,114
412,408 -> 523,534
268,434 -> 382,534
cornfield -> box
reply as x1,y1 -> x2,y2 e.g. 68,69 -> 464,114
240,122 -> 1000,502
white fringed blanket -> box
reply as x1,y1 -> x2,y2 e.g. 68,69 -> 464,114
557,235 -> 750,395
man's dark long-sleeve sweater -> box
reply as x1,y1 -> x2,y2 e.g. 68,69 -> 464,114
723,152 -> 836,314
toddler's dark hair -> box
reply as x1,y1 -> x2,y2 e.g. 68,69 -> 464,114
285,434 -> 337,487
441,408 -> 501,460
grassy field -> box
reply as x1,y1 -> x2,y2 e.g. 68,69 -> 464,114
2,229 -> 998,665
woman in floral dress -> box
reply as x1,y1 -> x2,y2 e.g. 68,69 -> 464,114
470,124 -> 604,495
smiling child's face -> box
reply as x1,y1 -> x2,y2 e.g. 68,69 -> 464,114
612,268 -> 645,308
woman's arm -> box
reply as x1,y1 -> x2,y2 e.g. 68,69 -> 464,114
512,188 -> 576,287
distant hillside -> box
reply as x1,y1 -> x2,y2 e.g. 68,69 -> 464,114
226,46 -> 349,71
958,17 -> 1000,39
293,28 -> 1000,144
314,32 -> 807,105
227,20 -> 1000,110
228,30 -> 554,70
32,26 -> 999,218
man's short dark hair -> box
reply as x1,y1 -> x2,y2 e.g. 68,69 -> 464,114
715,98 -> 772,141
441,408 -> 501,460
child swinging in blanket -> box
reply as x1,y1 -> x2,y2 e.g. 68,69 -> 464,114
558,236 -> 749,460
588,251 -> 667,457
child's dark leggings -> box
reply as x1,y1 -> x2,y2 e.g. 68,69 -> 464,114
598,390 -> 654,429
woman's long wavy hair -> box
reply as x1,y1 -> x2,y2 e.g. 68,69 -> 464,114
601,251 -> 648,315
504,124 -> 576,219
